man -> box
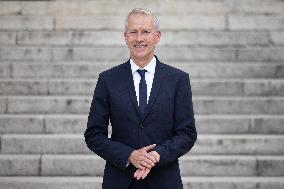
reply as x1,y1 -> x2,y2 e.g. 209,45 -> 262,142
84,8 -> 197,189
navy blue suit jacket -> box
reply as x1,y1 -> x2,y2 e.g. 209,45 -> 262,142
84,56 -> 197,189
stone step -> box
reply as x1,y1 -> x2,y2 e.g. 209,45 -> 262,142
0,176 -> 284,189
0,31 -> 15,45
0,154 -> 283,177
228,14 -> 284,30
0,134 -> 283,155
0,64 -> 10,78
0,16 -> 54,31
1,114 -> 284,135
1,79 -> 284,96
1,15 -> 283,31
1,46 -> 284,61
1,62 -> 283,79
0,15 -> 226,31
11,15 -> 284,31
0,0 -> 228,16
231,0 -> 284,15
55,15 -> 227,31
1,96 -> 284,115
1,0 -> 284,16
0,99 -> 5,113
0,155 -> 40,176
3,30 -> 271,47
272,31 -> 284,46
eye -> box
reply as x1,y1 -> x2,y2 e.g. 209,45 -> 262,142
129,31 -> 138,35
142,31 -> 151,35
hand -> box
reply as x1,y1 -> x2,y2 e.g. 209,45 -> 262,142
129,144 -> 157,169
149,151 -> 160,163
134,168 -> 151,180
133,151 -> 160,180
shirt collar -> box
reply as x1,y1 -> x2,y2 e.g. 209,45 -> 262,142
130,56 -> 156,76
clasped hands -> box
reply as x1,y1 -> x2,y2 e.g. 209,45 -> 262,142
129,144 -> 160,180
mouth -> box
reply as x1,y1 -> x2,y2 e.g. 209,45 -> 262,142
134,45 -> 147,48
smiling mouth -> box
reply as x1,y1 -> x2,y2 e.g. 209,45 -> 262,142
134,45 -> 147,48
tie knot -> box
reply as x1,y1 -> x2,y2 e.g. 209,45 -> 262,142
137,69 -> 146,78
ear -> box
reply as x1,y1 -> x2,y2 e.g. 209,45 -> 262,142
155,31 -> 161,44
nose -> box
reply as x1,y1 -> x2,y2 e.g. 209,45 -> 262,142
135,33 -> 144,42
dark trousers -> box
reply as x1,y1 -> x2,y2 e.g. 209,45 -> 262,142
128,179 -> 149,189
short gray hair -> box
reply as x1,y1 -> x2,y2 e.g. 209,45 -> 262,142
125,8 -> 160,32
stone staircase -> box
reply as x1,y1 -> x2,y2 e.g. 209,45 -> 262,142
0,0 -> 284,188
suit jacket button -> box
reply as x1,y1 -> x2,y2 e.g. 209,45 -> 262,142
140,124 -> 143,128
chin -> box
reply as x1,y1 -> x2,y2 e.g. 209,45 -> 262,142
132,52 -> 147,58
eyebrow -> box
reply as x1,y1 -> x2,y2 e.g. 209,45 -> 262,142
127,28 -> 153,31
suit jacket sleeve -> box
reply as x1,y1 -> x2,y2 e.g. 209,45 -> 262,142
84,73 -> 134,170
154,73 -> 197,167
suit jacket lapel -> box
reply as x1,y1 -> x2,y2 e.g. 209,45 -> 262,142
123,60 -> 142,120
141,57 -> 164,122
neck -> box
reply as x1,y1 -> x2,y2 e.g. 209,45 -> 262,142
131,55 -> 154,68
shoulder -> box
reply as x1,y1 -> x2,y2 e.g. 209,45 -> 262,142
158,61 -> 191,88
159,62 -> 189,78
99,62 -> 127,79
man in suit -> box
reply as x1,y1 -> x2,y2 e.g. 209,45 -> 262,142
84,8 -> 197,189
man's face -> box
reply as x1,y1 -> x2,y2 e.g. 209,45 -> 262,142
124,14 -> 161,62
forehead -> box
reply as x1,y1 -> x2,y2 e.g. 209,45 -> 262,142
127,14 -> 155,30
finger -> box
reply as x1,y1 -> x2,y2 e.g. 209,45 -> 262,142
140,162 -> 151,169
136,169 -> 146,180
138,165 -> 146,170
135,170 -> 142,180
150,151 -> 160,162
156,153 -> 160,162
144,153 -> 157,164
142,156 -> 155,166
134,169 -> 141,178
153,153 -> 159,162
150,153 -> 158,162
142,169 -> 150,179
140,159 -> 153,168
143,144 -> 156,152
136,162 -> 145,170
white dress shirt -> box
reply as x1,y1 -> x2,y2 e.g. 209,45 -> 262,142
130,57 -> 156,106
